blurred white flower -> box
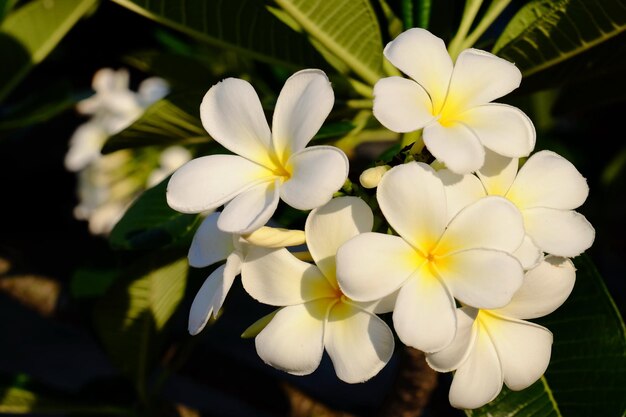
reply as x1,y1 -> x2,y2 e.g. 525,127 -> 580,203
147,146 -> 193,187
373,28 -> 535,174
336,162 -> 525,353
242,197 -> 395,383
426,256 -> 576,409
166,69 -> 349,235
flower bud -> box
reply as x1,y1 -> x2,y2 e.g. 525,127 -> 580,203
359,165 -> 390,189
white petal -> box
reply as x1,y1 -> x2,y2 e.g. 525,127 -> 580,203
393,270 -> 457,352
281,146 -> 348,210
437,249 -> 523,309
460,104 -> 535,158
64,123 -> 108,172
137,77 -> 170,107
446,49 -> 521,113
306,197 -> 373,281
166,155 -> 274,213
188,213 -> 234,268
377,162 -> 447,252
482,313 -> 553,391
448,324 -> 503,409
437,196 -> 525,255
423,122 -> 485,174
356,290 -> 399,314
513,234 -> 543,270
217,179 -> 280,234
271,69 -> 334,159
336,233 -> 420,302
523,208 -> 595,257
426,307 -> 478,372
200,78 -> 272,165
373,77 -> 436,132
477,149 -> 518,196
436,169 -> 486,222
494,256 -> 576,319
383,28 -> 453,112
255,300 -> 328,375
324,301 -> 395,383
506,150 -> 589,210
241,246 -> 335,306
188,252 -> 241,335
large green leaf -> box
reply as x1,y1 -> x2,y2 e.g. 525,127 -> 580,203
0,0 -> 97,102
274,0 -> 385,85
94,253 -> 188,397
493,0 -> 626,78
102,91 -> 209,154
109,0 -> 325,70
109,178 -> 200,251
466,255 -> 626,416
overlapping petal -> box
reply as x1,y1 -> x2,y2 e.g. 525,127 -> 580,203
188,213 -> 234,268
437,249 -> 523,309
446,49 -> 521,113
512,235 -> 543,270
426,307 -> 478,372
382,28 -> 453,112
506,150 -> 589,210
336,233 -> 420,301
523,208 -> 595,257
494,256 -> 576,319
217,179 -> 280,234
477,151 -> 518,196
200,78 -> 272,165
255,300 -> 328,376
393,270 -> 457,352
306,197 -> 373,281
166,155 -> 274,214
324,302 -> 394,383
271,69 -> 334,159
436,169 -> 485,221
423,122 -> 485,174
373,77 -> 435,132
188,251 -> 242,335
280,145 -> 348,210
242,247 -> 335,306
459,104 -> 535,157
377,162 -> 447,252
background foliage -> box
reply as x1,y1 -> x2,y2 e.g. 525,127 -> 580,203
0,0 -> 624,416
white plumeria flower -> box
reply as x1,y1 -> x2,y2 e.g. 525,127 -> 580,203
65,122 -> 109,172
187,212 -> 305,335
166,69 -> 349,235
373,28 -> 535,174
426,256 -> 576,409
336,162 -> 525,353
442,149 -> 595,259
241,197 -> 396,383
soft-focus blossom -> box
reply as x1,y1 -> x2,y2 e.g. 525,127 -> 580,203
241,197 -> 395,383
373,28 -> 535,174
167,69 -> 349,234
426,256 -> 576,409
188,213 -> 305,335
147,146 -> 193,187
65,68 -> 170,235
336,162 -> 525,352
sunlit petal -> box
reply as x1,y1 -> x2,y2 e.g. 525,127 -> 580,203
436,169 -> 486,222
426,307 -> 478,372
423,122 -> 485,174
373,77 -> 436,132
188,212 -> 234,268
217,179 -> 280,234
523,208 -> 595,257
477,150 -> 518,196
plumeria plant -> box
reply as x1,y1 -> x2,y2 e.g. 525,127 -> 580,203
1,0 -> 625,416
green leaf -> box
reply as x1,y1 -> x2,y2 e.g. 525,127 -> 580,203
102,91 -> 209,154
109,0 -> 326,70
466,255 -> 626,416
0,0 -> 98,102
275,0 -> 385,85
109,178 -> 199,251
241,309 -> 279,339
493,0 -> 626,78
94,253 -> 188,396
70,267 -> 118,298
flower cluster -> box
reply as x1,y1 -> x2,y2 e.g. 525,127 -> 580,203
66,68 -> 190,235
167,29 -> 594,409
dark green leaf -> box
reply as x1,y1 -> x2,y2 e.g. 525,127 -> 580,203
0,0 -> 98,102
109,178 -> 199,251
94,253 -> 188,394
467,255 -> 626,416
70,267 -> 118,298
109,0 -> 326,70
493,0 -> 626,78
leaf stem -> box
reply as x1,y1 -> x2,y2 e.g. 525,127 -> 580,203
401,0 -> 413,29
448,0 -> 484,59
417,0 -> 432,29
460,0 -> 512,50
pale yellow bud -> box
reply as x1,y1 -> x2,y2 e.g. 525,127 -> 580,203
359,165 -> 390,189
243,226 -> 305,248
